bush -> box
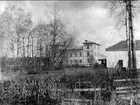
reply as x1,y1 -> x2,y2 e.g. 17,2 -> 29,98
93,63 -> 106,69
93,63 -> 100,69
0,74 -> 63,105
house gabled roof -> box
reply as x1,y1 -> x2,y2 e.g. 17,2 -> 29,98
106,40 -> 140,51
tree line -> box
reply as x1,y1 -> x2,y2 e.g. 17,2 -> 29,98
0,3 -> 76,72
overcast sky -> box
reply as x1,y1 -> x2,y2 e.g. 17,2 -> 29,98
0,1 -> 140,54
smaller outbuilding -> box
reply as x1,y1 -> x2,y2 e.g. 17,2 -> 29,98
106,40 -> 140,69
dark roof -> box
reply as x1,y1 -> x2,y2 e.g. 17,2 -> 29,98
83,41 -> 100,46
106,40 -> 140,51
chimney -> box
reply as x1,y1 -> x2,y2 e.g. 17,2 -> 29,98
85,40 -> 88,42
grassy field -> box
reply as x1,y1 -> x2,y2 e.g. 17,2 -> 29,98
65,67 -> 96,75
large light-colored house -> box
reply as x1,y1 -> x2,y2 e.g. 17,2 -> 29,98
66,40 -> 106,66
106,40 -> 140,69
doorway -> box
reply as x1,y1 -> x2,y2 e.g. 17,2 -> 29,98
118,60 -> 123,67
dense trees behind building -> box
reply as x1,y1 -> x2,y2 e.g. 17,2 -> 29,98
0,3 -> 76,72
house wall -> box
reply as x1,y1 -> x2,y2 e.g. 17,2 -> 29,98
67,43 -> 101,66
83,44 -> 100,66
107,50 -> 140,69
67,50 -> 84,65
136,51 -> 140,68
106,51 -> 128,68
83,44 -> 93,66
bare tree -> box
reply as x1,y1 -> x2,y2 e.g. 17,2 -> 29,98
105,0 -> 140,69
44,3 -> 75,70
0,4 -> 33,71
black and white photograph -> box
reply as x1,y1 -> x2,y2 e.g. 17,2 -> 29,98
0,0 -> 140,105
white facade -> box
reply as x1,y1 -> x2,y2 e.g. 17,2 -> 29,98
67,40 -> 103,66
106,51 -> 128,68
136,51 -> 140,68
106,40 -> 140,69
106,50 -> 140,69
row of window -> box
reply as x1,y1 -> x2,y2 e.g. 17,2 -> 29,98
87,51 -> 100,57
69,51 -> 99,57
93,52 -> 100,57
68,59 -> 91,64
70,52 -> 82,57
86,45 -> 99,50
70,60 -> 82,64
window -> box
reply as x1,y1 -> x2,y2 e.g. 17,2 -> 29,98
71,60 -> 72,64
80,52 -> 82,57
70,53 -> 72,57
97,52 -> 99,57
94,45 -> 96,49
97,46 -> 99,50
87,51 -> 90,57
87,59 -> 90,63
87,45 -> 89,49
80,60 -> 82,63
75,52 -> 77,57
75,60 -> 77,63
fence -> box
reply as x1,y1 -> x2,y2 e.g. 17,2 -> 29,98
0,72 -> 139,105
62,98 -> 93,105
0,73 -> 65,105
